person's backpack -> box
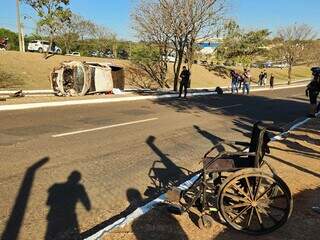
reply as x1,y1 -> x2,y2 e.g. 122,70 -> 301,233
215,87 -> 223,95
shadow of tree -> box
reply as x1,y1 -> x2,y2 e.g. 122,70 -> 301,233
1,157 -> 49,240
154,92 -> 309,127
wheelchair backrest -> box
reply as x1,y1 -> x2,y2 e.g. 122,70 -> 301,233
248,122 -> 268,167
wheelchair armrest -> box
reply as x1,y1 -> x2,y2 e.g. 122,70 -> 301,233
222,151 -> 256,157
203,140 -> 250,158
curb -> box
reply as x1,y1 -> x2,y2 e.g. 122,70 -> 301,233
0,84 -> 308,112
0,79 -> 310,96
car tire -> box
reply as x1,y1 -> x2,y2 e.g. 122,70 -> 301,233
38,48 -> 43,53
56,49 -> 61,54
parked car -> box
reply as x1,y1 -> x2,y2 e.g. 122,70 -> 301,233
118,49 -> 129,59
27,40 -> 61,54
89,51 -> 99,57
66,52 -> 81,56
103,49 -> 114,58
273,61 -> 289,68
162,52 -> 176,63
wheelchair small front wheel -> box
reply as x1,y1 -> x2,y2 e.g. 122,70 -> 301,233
198,214 -> 214,229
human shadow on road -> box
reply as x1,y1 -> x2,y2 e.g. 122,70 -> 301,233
144,135 -> 193,197
1,157 -> 49,240
45,171 -> 91,240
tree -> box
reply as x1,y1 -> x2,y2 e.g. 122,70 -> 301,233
55,14 -> 94,53
131,44 -> 171,88
274,23 -> 316,84
132,0 -> 225,91
217,20 -> 270,66
23,0 -> 72,57
132,0 -> 171,88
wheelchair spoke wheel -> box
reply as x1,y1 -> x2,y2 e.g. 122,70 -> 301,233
218,169 -> 293,235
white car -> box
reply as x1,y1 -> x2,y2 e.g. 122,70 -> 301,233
27,40 -> 62,54
66,52 -> 81,56
162,54 -> 176,63
273,62 -> 289,68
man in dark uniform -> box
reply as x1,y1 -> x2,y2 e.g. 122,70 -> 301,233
306,67 -> 320,117
179,66 -> 191,98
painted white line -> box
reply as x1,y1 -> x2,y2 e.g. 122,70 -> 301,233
250,84 -> 307,93
208,104 -> 242,111
0,83 -> 308,112
52,118 -> 158,138
84,112 -> 318,240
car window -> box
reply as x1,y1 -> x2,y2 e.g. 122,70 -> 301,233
31,40 -> 38,43
41,41 -> 49,45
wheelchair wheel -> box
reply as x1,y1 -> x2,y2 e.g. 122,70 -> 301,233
198,214 -> 214,229
217,169 -> 293,235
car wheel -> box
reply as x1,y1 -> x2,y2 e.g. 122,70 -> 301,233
56,49 -> 61,54
38,48 -> 43,53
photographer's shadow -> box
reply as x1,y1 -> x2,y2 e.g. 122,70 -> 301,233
45,171 -> 91,240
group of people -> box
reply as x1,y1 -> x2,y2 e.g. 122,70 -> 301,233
230,69 -> 275,95
230,69 -> 251,94
259,70 -> 275,88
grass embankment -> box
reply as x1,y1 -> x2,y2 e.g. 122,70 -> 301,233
0,51 -> 312,90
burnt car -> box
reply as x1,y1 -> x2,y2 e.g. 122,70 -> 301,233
50,61 -> 125,96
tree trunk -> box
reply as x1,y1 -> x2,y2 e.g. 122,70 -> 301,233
288,64 -> 292,85
173,51 -> 184,91
44,34 -> 53,59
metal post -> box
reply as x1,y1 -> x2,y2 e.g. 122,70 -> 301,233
16,0 -> 23,52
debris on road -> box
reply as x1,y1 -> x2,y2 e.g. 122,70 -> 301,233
50,61 -> 125,96
9,90 -> 25,98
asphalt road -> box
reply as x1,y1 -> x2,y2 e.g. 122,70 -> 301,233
0,87 -> 310,240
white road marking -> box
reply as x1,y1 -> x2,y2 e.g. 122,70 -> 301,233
208,104 -> 242,110
52,118 -> 158,138
84,112 -> 319,240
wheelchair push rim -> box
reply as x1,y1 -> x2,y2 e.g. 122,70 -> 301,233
218,169 -> 293,235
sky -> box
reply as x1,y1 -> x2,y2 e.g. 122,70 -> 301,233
0,0 -> 319,40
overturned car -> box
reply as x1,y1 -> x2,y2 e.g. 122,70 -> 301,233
50,61 -> 125,96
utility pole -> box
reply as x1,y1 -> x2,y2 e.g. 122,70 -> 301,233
16,0 -> 23,52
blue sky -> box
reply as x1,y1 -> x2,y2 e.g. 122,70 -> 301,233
0,0 -> 319,39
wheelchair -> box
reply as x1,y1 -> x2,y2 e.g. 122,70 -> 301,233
166,121 -> 293,235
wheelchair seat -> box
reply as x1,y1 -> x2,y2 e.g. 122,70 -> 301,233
203,155 -> 253,172
202,122 -> 270,173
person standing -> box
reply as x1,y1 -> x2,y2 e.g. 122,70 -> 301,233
179,66 -> 191,98
242,69 -> 251,94
263,70 -> 268,86
306,67 -> 320,117
230,70 -> 238,94
258,72 -> 264,86
270,74 -> 275,88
